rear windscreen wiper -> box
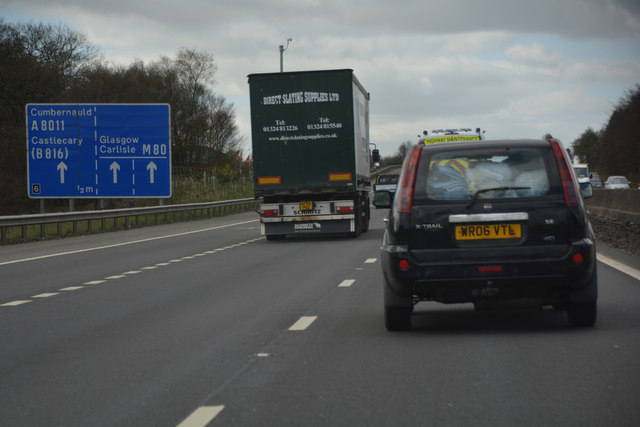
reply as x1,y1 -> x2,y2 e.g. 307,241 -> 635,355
467,186 -> 531,209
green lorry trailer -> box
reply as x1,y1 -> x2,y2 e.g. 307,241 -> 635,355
248,69 -> 372,239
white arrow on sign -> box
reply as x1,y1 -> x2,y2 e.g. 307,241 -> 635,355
147,161 -> 157,184
110,161 -> 120,183
57,161 -> 68,184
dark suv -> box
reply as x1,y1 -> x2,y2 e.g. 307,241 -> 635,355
374,136 -> 597,330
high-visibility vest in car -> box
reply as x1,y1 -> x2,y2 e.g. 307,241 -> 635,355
432,159 -> 471,178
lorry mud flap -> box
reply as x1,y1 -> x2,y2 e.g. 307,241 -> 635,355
264,220 -> 354,235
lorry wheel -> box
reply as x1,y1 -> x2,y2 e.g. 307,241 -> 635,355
361,196 -> 370,233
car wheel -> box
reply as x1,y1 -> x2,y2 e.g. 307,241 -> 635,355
567,300 -> 597,327
385,307 -> 412,331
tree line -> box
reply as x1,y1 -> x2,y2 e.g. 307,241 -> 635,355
0,19 -> 246,214
572,85 -> 640,183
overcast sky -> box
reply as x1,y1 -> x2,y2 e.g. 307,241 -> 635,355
2,0 -> 639,156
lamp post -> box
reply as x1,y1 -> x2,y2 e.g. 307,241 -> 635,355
279,38 -> 292,72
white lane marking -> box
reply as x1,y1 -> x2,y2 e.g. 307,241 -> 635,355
142,266 -> 157,270
182,256 -> 195,260
60,286 -> 83,291
1,236 -> 267,309
338,279 -> 356,288
178,405 -> 225,427
0,219 -> 259,266
32,293 -> 59,298
1,300 -> 32,307
289,316 -> 318,331
365,258 -> 377,263
598,254 -> 640,281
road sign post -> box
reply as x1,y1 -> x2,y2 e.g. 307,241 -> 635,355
26,104 -> 171,198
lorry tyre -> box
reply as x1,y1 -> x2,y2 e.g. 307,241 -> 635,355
361,196 -> 370,233
351,202 -> 362,238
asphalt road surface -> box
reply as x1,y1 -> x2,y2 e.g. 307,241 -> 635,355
1,209 -> 639,426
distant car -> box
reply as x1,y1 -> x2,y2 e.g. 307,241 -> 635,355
590,173 -> 602,188
374,136 -> 597,330
604,176 -> 630,189
373,173 -> 399,209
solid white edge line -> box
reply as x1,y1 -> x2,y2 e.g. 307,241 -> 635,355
597,254 -> 640,281
0,219 -> 259,266
177,405 -> 225,427
289,316 -> 318,331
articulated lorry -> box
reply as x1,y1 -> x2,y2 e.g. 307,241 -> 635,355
248,69 -> 372,240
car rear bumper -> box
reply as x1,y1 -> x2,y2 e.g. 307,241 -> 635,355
381,238 -> 596,306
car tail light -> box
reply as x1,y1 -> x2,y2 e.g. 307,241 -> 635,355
396,145 -> 422,213
549,137 -> 580,207
398,260 -> 410,270
572,253 -> 584,264
337,206 -> 354,214
261,209 -> 278,217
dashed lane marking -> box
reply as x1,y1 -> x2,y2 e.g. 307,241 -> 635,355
1,237 -> 265,309
289,316 -> 318,331
178,405 -> 225,427
0,219 -> 259,266
1,300 -> 32,307
365,258 -> 377,263
338,279 -> 356,287
60,286 -> 84,291
32,293 -> 59,298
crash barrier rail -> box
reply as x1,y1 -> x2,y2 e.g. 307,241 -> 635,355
585,189 -> 640,223
0,198 -> 259,245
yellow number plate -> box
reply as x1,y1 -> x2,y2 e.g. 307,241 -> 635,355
300,200 -> 313,211
455,223 -> 521,240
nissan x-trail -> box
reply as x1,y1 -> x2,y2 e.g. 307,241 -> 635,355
375,136 -> 597,330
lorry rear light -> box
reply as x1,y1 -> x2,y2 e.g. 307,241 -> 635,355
337,206 -> 354,214
261,209 -> 279,217
549,138 -> 579,207
396,145 -> 422,213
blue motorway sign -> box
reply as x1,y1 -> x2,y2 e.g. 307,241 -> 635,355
26,104 -> 171,198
